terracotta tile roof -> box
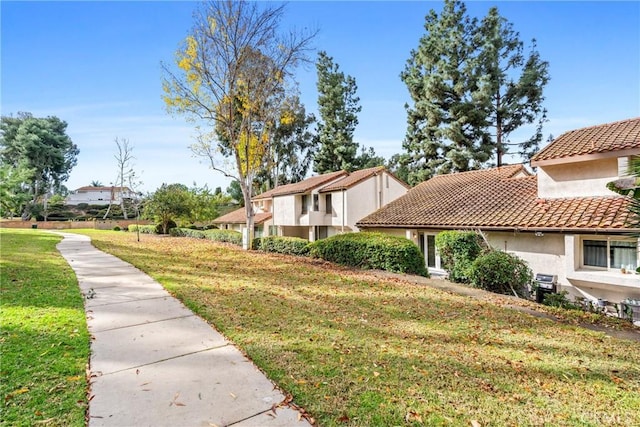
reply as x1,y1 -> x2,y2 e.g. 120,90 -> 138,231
357,165 -> 636,232
531,117 -> 640,165
319,166 -> 409,192
319,166 -> 384,192
212,207 -> 272,224
253,170 -> 348,200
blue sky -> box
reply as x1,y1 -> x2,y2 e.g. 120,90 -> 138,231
2,1 -> 639,193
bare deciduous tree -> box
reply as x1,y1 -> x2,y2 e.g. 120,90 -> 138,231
103,137 -> 136,220
161,0 -> 315,248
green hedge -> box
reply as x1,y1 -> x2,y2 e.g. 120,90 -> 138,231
309,232 -> 428,276
253,236 -> 310,256
128,224 -> 157,234
469,250 -> 532,297
170,228 -> 206,239
435,231 -> 485,283
169,227 -> 242,245
202,229 -> 242,246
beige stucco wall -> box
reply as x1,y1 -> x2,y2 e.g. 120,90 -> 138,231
537,158 -> 620,198
483,230 -> 566,282
273,195 -> 298,225
345,172 -> 408,231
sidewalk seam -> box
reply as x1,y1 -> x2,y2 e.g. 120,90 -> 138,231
96,344 -> 231,377
85,295 -> 173,308
89,314 -> 196,333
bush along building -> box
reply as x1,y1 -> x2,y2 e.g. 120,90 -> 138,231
357,118 -> 640,313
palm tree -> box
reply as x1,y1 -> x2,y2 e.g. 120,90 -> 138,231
90,180 -> 103,187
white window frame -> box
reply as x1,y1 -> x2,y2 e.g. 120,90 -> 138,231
581,236 -> 639,271
419,232 -> 441,270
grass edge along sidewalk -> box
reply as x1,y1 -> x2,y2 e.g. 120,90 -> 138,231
76,230 -> 640,427
1,229 -> 89,426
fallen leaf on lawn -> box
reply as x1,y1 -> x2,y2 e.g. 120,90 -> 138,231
373,371 -> 380,377
405,410 -> 422,423
471,420 -> 482,427
67,375 -> 82,381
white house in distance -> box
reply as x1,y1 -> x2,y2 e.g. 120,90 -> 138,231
357,117 -> 640,305
214,166 -> 409,241
66,186 -> 134,206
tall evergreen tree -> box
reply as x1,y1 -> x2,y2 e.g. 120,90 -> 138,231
0,112 -> 79,219
398,0 -> 549,185
313,51 -> 362,173
475,7 -> 550,165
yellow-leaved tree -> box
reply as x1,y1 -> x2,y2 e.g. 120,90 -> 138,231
161,1 -> 315,248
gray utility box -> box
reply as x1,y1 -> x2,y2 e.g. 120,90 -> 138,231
534,273 -> 557,303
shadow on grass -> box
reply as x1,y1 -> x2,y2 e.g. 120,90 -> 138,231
81,233 -> 640,426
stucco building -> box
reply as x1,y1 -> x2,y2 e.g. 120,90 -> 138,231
357,118 -> 640,304
214,166 -> 409,241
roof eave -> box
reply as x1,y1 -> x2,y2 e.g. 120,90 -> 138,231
357,223 -> 640,234
531,147 -> 640,167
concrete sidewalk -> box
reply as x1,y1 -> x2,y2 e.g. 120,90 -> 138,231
55,232 -> 311,427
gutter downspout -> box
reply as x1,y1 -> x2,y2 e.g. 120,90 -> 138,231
341,189 -> 345,233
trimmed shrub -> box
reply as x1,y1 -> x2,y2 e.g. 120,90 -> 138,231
435,231 -> 485,283
113,226 -> 121,231
169,227 -> 241,245
170,228 -> 206,239
309,232 -> 428,276
128,224 -> 157,234
202,229 -> 242,246
253,236 -> 310,256
469,250 -> 533,297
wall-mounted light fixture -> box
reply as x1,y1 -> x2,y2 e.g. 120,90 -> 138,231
534,231 -> 544,237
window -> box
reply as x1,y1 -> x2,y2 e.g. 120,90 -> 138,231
419,233 -> 439,269
583,239 -> 638,270
315,226 -> 328,240
268,225 -> 278,236
301,195 -> 308,214
426,235 -> 436,268
313,194 -> 319,211
325,194 -> 332,214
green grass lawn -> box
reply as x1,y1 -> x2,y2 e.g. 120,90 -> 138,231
72,229 -> 640,427
1,229 -> 90,427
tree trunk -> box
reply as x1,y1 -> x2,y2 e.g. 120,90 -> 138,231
243,189 -> 255,250
120,188 -> 128,220
496,92 -> 503,167
239,178 -> 255,250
